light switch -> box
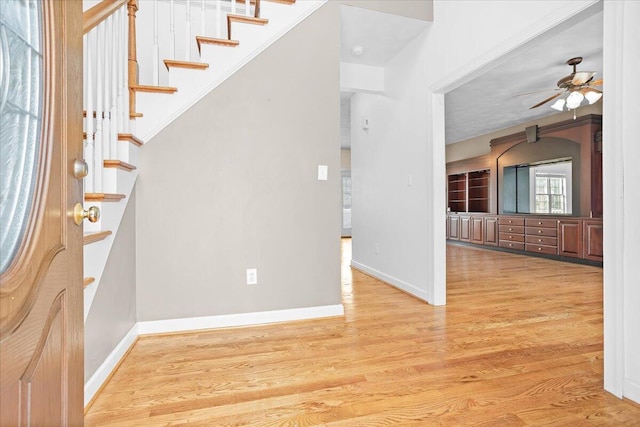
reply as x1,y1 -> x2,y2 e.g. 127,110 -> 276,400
318,165 -> 328,181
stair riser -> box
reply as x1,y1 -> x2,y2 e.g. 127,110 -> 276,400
117,139 -> 140,165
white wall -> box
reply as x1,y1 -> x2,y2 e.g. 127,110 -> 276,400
603,0 -> 640,404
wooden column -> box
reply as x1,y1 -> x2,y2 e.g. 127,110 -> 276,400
127,0 -> 138,117
254,0 -> 261,18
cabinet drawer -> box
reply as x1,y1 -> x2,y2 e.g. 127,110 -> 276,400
499,217 -> 525,226
499,240 -> 525,251
525,235 -> 557,246
499,225 -> 524,234
526,226 -> 557,237
526,243 -> 557,255
499,233 -> 525,243
526,218 -> 557,228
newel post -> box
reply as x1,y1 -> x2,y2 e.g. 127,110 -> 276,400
127,0 -> 138,117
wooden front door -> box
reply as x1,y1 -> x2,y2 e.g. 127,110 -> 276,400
0,1 -> 84,425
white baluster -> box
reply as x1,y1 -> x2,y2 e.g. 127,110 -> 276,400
170,0 -> 176,60
153,0 -> 159,85
245,0 -> 249,17
84,32 -> 95,193
201,0 -> 206,38
232,0 -> 236,15
122,5 -> 129,134
216,0 -> 221,38
103,16 -> 112,162
94,23 -> 104,193
185,0 -> 191,61
110,13 -> 118,160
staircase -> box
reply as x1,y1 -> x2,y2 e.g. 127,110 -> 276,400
81,0 -> 325,321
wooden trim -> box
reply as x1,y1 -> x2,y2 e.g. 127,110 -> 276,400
163,60 -> 209,71
195,36 -> 239,53
130,84 -> 177,94
446,154 -> 491,175
83,0 -> 127,34
128,0 -> 139,116
84,193 -> 126,202
83,231 -> 112,245
83,277 -> 96,288
103,160 -> 137,171
490,114 -> 602,147
130,112 -> 143,119
227,14 -> 268,39
118,133 -> 143,146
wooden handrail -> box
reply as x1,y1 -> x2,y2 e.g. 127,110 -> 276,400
83,0 -> 128,35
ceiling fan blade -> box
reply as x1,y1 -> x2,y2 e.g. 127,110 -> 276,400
572,71 -> 596,85
529,92 -> 562,109
515,88 -> 561,97
588,78 -> 603,86
579,87 -> 602,94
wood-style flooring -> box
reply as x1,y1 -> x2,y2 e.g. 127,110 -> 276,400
85,240 -> 640,426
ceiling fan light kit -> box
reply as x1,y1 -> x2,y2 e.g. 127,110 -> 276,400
528,56 -> 603,114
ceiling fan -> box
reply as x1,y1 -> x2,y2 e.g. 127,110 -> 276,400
527,57 -> 603,111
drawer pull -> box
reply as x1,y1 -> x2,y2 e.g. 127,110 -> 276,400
538,247 -> 542,251
509,235 -> 513,239
538,230 -> 543,234
509,243 -> 513,247
509,228 -> 513,231
538,238 -> 542,242
538,221 -> 543,225
508,220 -> 512,223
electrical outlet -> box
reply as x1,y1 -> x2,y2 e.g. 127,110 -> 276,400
246,268 -> 257,285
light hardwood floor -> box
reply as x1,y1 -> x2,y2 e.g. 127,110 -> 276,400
85,240 -> 640,426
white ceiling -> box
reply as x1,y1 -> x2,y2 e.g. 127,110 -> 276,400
338,6 -> 603,148
340,5 -> 428,66
445,10 -> 603,144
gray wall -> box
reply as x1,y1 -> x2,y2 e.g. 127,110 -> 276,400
135,3 -> 342,321
84,191 -> 137,380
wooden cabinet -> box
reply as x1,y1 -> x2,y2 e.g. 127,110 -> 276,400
498,216 -> 525,250
468,171 -> 490,213
447,174 -> 467,213
525,218 -> 558,255
448,215 -> 460,240
447,170 -> 490,213
558,220 -> 583,258
459,216 -> 471,242
470,217 -> 484,244
446,214 -> 601,265
484,217 -> 498,246
583,220 -> 603,262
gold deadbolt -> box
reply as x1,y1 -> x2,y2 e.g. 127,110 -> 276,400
73,203 -> 100,225
73,159 -> 89,179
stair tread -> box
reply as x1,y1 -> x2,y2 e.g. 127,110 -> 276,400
118,133 -> 144,146
84,231 -> 112,245
104,159 -> 137,171
227,14 -> 268,40
195,36 -> 239,53
130,84 -> 177,94
85,193 -> 126,202
163,59 -> 209,71
227,14 -> 269,25
84,277 -> 96,288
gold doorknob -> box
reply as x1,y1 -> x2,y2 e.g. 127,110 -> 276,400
73,203 -> 100,225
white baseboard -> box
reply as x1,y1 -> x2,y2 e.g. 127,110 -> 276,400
84,304 -> 344,408
624,379 -> 640,404
351,260 -> 431,303
84,324 -> 139,407
137,304 -> 344,335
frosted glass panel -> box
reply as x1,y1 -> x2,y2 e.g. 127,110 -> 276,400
0,0 -> 43,274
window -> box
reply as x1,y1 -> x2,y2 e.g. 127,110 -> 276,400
535,174 -> 567,214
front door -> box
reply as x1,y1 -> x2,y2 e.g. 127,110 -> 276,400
0,0 -> 84,425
